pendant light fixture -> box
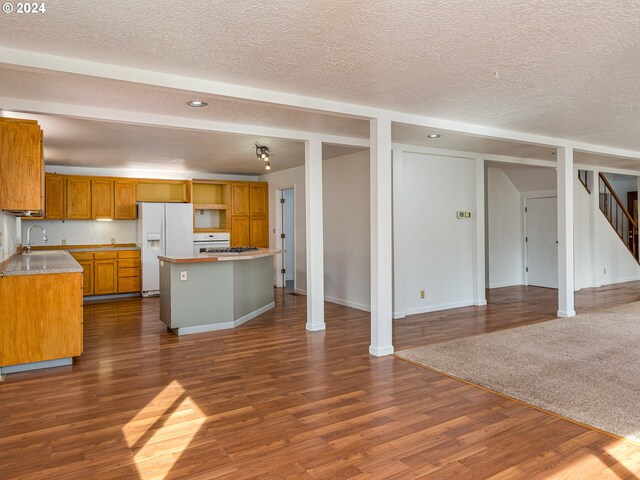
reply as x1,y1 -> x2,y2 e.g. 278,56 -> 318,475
255,143 -> 272,171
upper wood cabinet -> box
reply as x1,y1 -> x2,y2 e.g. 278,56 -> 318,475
250,216 -> 269,248
66,176 -> 92,219
0,118 -> 44,214
91,178 -> 115,219
231,216 -> 250,247
114,179 -> 137,219
249,183 -> 268,216
44,173 -> 65,219
231,183 -> 250,216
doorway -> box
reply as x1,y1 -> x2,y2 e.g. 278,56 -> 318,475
279,188 -> 295,290
525,196 -> 558,289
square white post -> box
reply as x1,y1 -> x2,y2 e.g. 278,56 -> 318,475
557,146 -> 576,317
473,158 -> 487,306
305,137 -> 325,331
392,148 -> 406,319
370,117 -> 394,356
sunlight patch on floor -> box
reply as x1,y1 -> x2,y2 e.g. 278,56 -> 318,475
122,380 -> 206,480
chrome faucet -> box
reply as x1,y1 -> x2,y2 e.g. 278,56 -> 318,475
26,224 -> 48,253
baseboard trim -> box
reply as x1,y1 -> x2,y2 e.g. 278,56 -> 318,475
557,309 -> 576,318
305,322 -> 326,332
488,281 -> 524,289
369,345 -> 394,357
173,302 -> 275,335
474,299 -> 488,306
1,357 -> 73,374
405,300 -> 474,315
324,296 -> 370,312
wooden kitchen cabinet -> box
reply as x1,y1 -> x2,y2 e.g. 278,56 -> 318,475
0,118 -> 44,214
114,179 -> 137,219
91,178 -> 115,219
250,216 -> 269,248
250,183 -> 268,216
231,216 -> 250,247
231,183 -> 250,216
0,272 -> 83,367
117,250 -> 141,293
78,260 -> 94,296
66,176 -> 92,219
94,258 -> 117,295
45,173 -> 65,219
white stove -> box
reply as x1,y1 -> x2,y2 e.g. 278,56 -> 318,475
193,232 -> 230,255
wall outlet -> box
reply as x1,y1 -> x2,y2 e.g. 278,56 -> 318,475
420,289 -> 425,299
111,238 -> 116,245
61,238 -> 67,245
180,271 -> 188,281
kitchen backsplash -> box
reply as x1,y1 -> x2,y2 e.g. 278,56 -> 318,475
21,220 -> 137,247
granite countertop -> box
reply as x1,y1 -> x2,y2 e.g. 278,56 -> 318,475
31,245 -> 140,253
159,249 -> 282,264
0,251 -> 83,277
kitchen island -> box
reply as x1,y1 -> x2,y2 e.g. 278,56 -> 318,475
158,249 -> 280,335
0,250 -> 84,373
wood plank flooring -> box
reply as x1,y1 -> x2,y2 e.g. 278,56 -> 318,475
2,284 -> 640,479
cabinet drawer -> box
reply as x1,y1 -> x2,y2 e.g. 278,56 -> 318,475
94,251 -> 117,260
117,258 -> 140,268
117,250 -> 140,259
118,267 -> 140,278
118,276 -> 141,293
71,251 -> 94,261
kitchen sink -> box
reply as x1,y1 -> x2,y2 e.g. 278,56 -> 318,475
23,250 -> 66,255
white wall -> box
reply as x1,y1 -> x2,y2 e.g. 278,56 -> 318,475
21,219 -> 136,247
322,151 -> 371,311
574,175 -> 594,290
605,173 -> 637,212
0,212 -> 20,261
400,152 -> 476,314
486,168 -> 524,288
259,165 -> 307,292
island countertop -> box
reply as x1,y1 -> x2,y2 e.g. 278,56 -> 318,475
0,250 -> 82,277
159,248 -> 282,264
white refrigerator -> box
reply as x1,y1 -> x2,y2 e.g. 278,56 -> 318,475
137,202 -> 193,296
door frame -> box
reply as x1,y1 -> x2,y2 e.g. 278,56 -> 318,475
274,185 -> 296,289
522,190 -> 557,287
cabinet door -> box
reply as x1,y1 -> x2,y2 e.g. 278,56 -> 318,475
78,260 -> 94,296
0,119 -> 43,212
91,178 -> 115,219
66,176 -> 92,219
250,217 -> 269,248
94,260 -> 117,295
231,216 -> 250,247
231,183 -> 250,216
45,174 -> 65,219
250,183 -> 268,216
114,179 -> 137,219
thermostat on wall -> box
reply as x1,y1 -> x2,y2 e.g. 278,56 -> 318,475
456,211 -> 471,219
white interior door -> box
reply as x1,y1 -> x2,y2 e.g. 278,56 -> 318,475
526,196 -> 558,288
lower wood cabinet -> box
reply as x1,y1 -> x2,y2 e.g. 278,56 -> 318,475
0,272 -> 83,367
71,249 -> 140,296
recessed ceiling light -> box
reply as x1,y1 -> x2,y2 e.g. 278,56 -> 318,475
187,100 -> 207,107
427,134 -> 441,139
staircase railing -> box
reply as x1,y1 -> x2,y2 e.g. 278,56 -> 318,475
599,172 -> 638,260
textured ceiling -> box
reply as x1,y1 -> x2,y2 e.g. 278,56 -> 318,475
2,1 -> 640,152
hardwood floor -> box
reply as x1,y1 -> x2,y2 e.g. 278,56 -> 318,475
2,284 -> 640,479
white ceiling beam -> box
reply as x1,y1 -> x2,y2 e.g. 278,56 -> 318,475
0,96 -> 369,148
2,47 -> 640,160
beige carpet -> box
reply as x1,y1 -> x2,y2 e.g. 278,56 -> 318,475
396,301 -> 640,443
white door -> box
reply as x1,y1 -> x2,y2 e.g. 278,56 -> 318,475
282,189 -> 295,288
526,197 -> 558,288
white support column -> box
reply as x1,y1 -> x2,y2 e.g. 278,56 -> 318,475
557,146 -> 576,317
370,117 -> 394,357
591,169 -> 601,288
473,158 -> 487,306
392,148 -> 406,319
305,136 -> 325,331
